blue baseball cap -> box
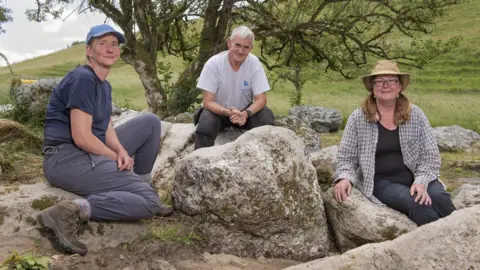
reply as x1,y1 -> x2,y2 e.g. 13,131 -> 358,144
86,24 -> 125,45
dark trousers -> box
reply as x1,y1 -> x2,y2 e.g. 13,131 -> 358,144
195,107 -> 275,150
373,179 -> 456,226
43,113 -> 163,221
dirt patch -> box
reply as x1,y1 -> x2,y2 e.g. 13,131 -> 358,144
27,214 -> 299,270
46,240 -> 298,270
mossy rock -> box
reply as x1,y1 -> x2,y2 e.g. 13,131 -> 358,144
31,196 -> 60,211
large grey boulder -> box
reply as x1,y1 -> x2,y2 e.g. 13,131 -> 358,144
452,184 -> 480,210
151,124 -> 247,198
323,187 -> 417,252
10,79 -> 60,117
275,115 -> 321,153
285,205 -> 480,270
10,79 -> 126,121
172,126 -> 330,260
433,125 -> 480,152
152,123 -> 196,197
288,106 -> 342,133
0,182 -> 147,252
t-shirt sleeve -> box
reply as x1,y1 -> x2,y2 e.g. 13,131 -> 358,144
251,61 -> 270,95
196,62 -> 219,94
65,78 -> 96,115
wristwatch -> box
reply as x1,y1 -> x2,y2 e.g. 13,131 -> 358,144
245,109 -> 253,117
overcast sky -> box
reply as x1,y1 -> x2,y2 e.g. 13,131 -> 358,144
0,0 -> 123,66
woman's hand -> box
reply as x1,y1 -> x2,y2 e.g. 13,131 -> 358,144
334,179 -> 352,203
117,149 -> 134,171
410,183 -> 432,205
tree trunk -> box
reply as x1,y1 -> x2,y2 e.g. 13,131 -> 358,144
166,0 -> 234,116
0,52 -> 13,76
121,45 -> 167,117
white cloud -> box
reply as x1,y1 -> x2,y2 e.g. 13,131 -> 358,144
42,9 -> 78,33
42,20 -> 63,33
0,49 -> 54,66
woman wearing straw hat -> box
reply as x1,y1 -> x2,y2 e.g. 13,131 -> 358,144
332,60 -> 455,226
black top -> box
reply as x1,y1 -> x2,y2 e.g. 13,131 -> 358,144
374,123 -> 414,185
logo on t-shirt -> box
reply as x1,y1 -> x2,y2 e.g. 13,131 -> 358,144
241,80 -> 251,93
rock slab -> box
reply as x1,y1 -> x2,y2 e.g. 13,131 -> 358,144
285,205 -> 480,270
0,182 -> 147,252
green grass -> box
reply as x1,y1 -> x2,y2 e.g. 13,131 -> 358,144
141,220 -> 202,245
1,0 -> 479,132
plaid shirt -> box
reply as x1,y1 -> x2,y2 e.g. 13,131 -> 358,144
334,105 -> 441,204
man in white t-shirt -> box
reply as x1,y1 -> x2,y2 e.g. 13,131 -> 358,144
194,25 -> 275,149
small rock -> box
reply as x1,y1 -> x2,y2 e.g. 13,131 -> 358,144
323,187 -> 417,252
452,184 -> 480,210
95,257 -> 108,267
0,104 -> 13,113
112,104 -> 123,116
433,125 -> 480,152
151,259 -> 176,270
120,254 -> 125,260
288,106 -> 343,133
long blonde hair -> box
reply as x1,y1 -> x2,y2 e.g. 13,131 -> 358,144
361,76 -> 412,125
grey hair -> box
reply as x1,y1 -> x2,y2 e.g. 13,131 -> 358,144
229,25 -> 254,41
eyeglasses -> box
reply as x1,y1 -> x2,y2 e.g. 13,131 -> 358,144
373,79 -> 399,87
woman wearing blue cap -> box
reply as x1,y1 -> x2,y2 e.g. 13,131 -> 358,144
37,24 -> 173,255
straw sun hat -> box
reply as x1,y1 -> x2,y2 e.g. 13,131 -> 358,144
362,60 -> 410,92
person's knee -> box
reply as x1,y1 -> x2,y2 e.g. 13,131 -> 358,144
141,113 -> 162,129
135,182 -> 163,213
251,107 -> 275,126
196,110 -> 221,137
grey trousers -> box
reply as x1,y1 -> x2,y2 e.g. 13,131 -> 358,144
43,113 -> 163,222
373,179 -> 456,226
195,107 -> 275,149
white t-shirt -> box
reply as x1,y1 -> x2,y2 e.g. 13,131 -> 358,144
197,51 -> 270,110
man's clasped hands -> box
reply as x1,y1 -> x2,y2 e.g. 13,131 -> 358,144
222,107 -> 249,127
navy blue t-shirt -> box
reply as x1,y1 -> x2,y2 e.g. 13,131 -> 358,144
43,65 -> 112,147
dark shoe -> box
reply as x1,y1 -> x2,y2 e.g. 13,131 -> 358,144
37,200 -> 88,256
157,203 -> 174,217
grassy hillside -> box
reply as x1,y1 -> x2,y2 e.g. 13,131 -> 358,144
1,0 -> 479,132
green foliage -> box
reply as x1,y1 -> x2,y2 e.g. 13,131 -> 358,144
0,251 -> 50,270
4,105 -> 45,129
113,97 -> 135,111
70,40 -> 84,47
0,0 -> 12,35
157,60 -> 175,99
288,91 -> 303,107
